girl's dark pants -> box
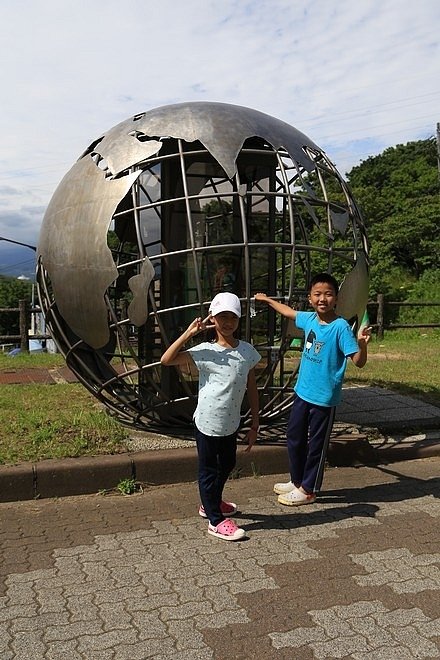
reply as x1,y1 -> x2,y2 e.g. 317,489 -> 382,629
195,427 -> 237,526
286,395 -> 335,494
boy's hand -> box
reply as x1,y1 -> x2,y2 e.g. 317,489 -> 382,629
358,325 -> 372,344
254,292 -> 269,302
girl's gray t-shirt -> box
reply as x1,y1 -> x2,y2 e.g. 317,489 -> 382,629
188,340 -> 261,436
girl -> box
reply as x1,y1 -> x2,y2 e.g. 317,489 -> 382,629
161,292 -> 260,541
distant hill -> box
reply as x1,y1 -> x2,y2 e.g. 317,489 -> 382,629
0,245 -> 37,280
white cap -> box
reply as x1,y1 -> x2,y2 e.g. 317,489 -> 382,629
209,292 -> 241,318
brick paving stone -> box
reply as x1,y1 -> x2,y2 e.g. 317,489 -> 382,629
1,458 -> 440,658
0,367 -> 78,385
45,639 -> 82,660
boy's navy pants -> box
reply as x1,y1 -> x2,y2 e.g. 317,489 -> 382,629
195,427 -> 237,526
286,395 -> 335,494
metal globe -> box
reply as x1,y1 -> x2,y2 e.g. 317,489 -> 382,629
37,102 -> 369,432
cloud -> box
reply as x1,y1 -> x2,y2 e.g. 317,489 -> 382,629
0,0 -> 439,249
0,208 -> 44,247
0,186 -> 23,205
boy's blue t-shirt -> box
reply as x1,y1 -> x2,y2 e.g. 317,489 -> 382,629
294,311 -> 359,407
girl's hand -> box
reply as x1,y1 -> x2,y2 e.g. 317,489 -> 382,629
201,314 -> 216,329
254,292 -> 269,302
243,427 -> 258,453
186,315 -> 214,338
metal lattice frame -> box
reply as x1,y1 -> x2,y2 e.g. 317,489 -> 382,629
37,102 -> 369,433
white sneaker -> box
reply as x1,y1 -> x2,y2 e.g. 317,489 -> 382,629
273,480 -> 296,495
278,489 -> 316,506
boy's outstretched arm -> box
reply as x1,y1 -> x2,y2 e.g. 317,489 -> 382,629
350,326 -> 372,368
254,293 -> 297,319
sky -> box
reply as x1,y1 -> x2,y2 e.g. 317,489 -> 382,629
0,0 -> 439,275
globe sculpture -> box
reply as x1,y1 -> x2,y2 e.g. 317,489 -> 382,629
36,102 -> 369,433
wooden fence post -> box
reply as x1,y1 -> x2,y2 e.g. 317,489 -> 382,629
19,299 -> 30,353
376,293 -> 384,340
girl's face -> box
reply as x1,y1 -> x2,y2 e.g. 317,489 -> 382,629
308,282 -> 337,316
212,311 -> 240,337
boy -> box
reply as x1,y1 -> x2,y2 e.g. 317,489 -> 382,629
255,273 -> 371,506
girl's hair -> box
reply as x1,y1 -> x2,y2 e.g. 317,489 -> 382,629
207,326 -> 217,342
309,272 -> 339,295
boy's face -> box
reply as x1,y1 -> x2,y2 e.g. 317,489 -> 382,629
308,281 -> 337,316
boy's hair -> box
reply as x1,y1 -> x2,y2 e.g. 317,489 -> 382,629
308,272 -> 339,295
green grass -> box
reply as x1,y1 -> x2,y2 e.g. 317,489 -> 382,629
0,352 -> 66,368
1,329 -> 439,466
345,329 -> 440,407
0,353 -> 130,465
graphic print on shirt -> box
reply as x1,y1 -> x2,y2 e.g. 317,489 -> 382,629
305,329 -> 316,351
305,329 -> 325,360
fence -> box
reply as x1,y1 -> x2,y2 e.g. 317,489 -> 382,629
0,300 -> 48,353
0,297 -> 439,352
367,294 -> 440,340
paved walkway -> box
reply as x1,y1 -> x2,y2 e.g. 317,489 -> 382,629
0,366 -> 78,385
1,457 -> 440,659
336,384 -> 440,430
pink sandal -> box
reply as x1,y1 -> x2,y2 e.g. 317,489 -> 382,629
208,518 -> 245,541
199,500 -> 238,518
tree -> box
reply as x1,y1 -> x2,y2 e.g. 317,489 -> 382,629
398,269 -> 440,325
347,138 -> 440,300
0,276 -> 32,337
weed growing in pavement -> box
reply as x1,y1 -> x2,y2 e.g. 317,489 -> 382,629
229,466 -> 243,480
98,479 -> 144,496
116,477 -> 141,495
250,461 -> 261,477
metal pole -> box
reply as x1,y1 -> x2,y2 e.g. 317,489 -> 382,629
0,236 -> 36,251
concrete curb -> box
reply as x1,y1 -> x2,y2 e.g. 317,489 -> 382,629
1,435 -> 440,502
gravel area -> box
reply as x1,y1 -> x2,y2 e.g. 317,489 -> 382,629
127,432 -> 195,451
